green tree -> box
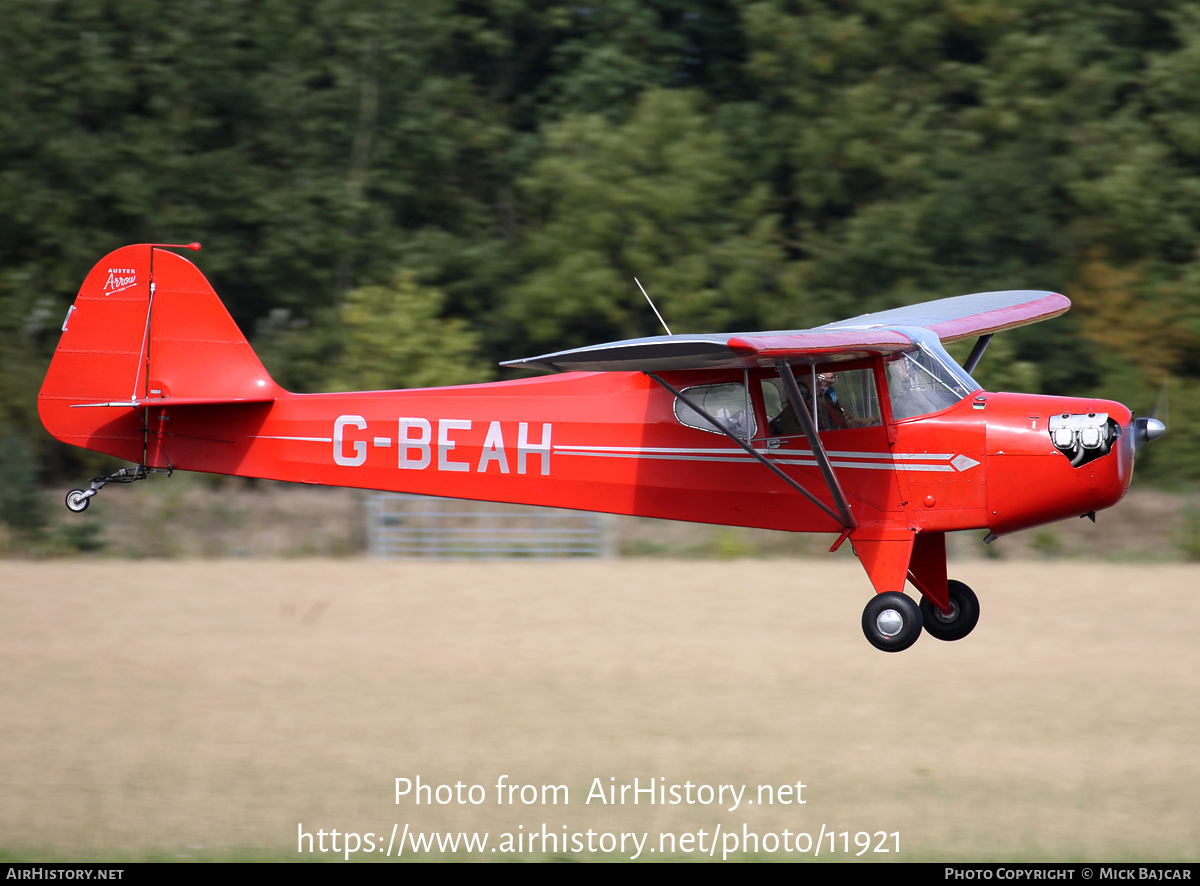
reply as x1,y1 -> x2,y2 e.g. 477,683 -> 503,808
0,436 -> 48,545
508,88 -> 805,350
6,0 -> 1200,489
257,272 -> 490,393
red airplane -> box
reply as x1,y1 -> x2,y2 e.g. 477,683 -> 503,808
38,244 -> 1166,652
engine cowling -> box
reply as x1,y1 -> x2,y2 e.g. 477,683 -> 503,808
984,393 -> 1133,536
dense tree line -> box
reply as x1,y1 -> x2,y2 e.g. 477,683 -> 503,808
2,0 -> 1199,524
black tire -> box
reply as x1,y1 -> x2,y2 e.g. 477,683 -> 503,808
861,592 -> 923,652
65,490 -> 90,513
919,580 -> 980,642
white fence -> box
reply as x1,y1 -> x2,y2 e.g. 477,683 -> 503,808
366,494 -> 614,560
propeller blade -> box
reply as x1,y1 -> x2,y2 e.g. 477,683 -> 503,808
1133,376 -> 1168,450
1151,375 -> 1169,426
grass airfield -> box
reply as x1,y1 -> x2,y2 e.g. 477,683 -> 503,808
1,559 -> 1198,861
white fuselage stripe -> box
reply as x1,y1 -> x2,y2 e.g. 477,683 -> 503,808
555,449 -> 957,471
241,437 -> 962,471
250,435 -> 335,443
553,444 -> 952,460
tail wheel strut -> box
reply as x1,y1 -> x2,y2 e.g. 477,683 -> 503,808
62,464 -> 172,513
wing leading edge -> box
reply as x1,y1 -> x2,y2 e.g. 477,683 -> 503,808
502,289 -> 1068,373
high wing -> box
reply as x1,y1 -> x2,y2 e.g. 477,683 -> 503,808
820,289 -> 1069,343
502,289 -> 1068,372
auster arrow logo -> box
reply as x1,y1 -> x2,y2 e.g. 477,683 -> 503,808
103,268 -> 137,295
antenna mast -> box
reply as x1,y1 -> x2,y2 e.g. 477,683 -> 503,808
635,278 -> 672,336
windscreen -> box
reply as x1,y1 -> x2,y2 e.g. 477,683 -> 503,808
884,329 -> 980,420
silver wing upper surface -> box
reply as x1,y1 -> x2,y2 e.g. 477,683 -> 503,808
502,290 -> 1069,373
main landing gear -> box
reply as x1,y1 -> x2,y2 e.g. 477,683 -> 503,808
860,580 -> 980,652
64,464 -> 172,512
919,580 -> 980,642
862,592 -> 923,652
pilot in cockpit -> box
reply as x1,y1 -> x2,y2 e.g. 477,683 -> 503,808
817,373 -> 876,429
767,371 -> 877,436
816,373 -> 849,429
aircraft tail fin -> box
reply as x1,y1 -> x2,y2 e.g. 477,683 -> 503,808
38,244 -> 283,462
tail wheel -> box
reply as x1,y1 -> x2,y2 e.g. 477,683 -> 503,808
919,580 -> 980,642
65,490 -> 90,513
861,592 -> 923,652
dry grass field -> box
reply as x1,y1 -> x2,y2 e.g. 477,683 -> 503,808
1,559 -> 1198,861
5,475 -> 1197,562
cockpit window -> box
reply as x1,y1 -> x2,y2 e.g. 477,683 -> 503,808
673,383 -> 756,438
885,334 -> 979,420
761,368 -> 880,437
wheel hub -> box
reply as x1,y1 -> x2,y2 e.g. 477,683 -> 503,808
934,599 -> 959,624
875,609 -> 904,637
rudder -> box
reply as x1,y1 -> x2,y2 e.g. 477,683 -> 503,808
39,244 -> 282,462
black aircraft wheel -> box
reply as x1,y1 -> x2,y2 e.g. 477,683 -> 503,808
919,580 -> 980,642
861,592 -> 923,652
65,489 -> 90,513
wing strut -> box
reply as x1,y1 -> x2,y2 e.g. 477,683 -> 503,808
963,333 -> 993,374
777,361 -> 858,530
646,372 -> 846,527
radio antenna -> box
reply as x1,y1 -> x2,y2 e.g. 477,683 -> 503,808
635,277 -> 672,336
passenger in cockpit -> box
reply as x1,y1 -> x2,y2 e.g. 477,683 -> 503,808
768,379 -> 811,437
